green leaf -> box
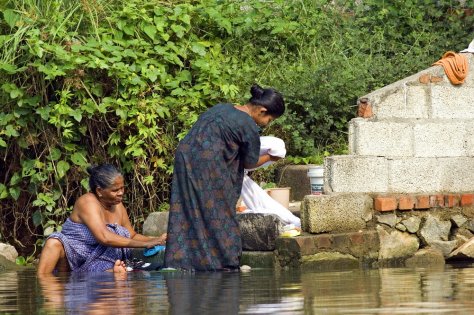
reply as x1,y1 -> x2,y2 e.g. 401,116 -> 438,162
0,184 -> 8,199
71,152 -> 87,166
44,226 -> 55,236
0,62 -> 17,74
48,148 -> 61,161
15,256 -> 26,266
3,9 -> 20,28
32,210 -> 42,227
143,24 -> 157,40
56,160 -> 70,179
9,172 -> 20,185
9,187 -> 20,201
0,137 -> 6,147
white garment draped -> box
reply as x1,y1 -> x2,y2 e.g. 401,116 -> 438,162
241,136 -> 301,227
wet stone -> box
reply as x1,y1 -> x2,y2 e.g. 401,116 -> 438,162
237,213 -> 285,251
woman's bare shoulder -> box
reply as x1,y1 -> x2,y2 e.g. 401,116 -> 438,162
74,193 -> 100,209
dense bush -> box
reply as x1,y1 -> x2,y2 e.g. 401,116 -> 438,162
1,0 -> 473,257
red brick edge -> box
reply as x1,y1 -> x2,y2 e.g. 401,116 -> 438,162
374,193 -> 474,212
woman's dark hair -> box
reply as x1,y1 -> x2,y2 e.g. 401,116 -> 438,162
248,84 -> 285,117
86,164 -> 122,193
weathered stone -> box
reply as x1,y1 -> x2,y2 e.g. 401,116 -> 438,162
453,228 -> 474,247
0,255 -> 20,272
301,252 -> 359,270
419,215 -> 451,244
241,251 -> 275,268
237,213 -> 285,251
377,226 -> 419,260
464,219 -> 474,233
429,240 -> 458,257
401,216 -> 421,234
376,213 -> 398,227
275,165 -> 312,201
301,193 -> 373,233
395,223 -> 407,232
448,236 -> 474,261
143,212 -> 169,237
451,214 -> 468,228
0,243 -> 18,262
405,248 -> 445,268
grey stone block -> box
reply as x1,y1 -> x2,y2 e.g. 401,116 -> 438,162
301,193 -> 373,233
237,213 -> 285,251
143,211 -> 169,236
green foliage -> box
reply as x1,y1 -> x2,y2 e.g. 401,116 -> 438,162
1,0 -> 474,256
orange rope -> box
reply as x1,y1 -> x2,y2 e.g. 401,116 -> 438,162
432,51 -> 468,85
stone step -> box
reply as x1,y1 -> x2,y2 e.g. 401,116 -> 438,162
349,118 -> 474,157
324,155 -> 474,194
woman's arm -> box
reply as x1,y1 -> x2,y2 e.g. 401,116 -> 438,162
244,153 -> 282,169
76,196 -> 162,248
119,207 -> 167,244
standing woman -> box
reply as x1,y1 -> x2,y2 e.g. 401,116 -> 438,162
165,84 -> 285,271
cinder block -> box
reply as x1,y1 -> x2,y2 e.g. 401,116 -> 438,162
389,157 -> 474,193
325,156 -> 388,193
414,122 -> 468,157
369,84 -> 430,119
349,119 -> 413,156
431,85 -> 474,119
301,193 -> 373,233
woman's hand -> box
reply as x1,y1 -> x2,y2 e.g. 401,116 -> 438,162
144,233 -> 167,248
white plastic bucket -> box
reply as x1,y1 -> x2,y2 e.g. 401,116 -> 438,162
307,166 -> 324,195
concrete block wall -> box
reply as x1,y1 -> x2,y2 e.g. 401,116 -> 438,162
328,53 -> 474,195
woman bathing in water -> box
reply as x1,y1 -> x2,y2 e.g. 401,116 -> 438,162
37,164 -> 167,274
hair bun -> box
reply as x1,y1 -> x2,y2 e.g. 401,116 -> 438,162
86,165 -> 96,175
250,84 -> 264,98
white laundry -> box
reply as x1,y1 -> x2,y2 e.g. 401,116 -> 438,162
460,38 -> 474,53
246,136 -> 286,171
241,136 -> 301,227
241,174 -> 301,227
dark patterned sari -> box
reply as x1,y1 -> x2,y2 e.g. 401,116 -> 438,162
164,103 -> 260,271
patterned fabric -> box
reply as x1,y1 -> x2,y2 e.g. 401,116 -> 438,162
48,218 -> 131,272
165,103 -> 261,271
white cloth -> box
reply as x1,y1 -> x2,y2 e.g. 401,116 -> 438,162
460,38 -> 474,53
245,136 -> 286,171
241,136 -> 301,227
241,175 -> 301,227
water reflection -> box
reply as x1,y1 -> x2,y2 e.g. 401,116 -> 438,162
2,264 -> 474,314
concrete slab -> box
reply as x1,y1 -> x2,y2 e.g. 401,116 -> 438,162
301,193 -> 373,233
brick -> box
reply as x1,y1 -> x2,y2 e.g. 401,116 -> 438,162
445,194 -> 460,207
350,232 -> 364,245
461,194 -> 474,207
357,103 -> 373,118
430,76 -> 443,83
316,235 -> 332,249
374,196 -> 397,212
419,74 -> 430,84
430,194 -> 445,207
398,195 -> 415,210
415,195 -> 430,209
